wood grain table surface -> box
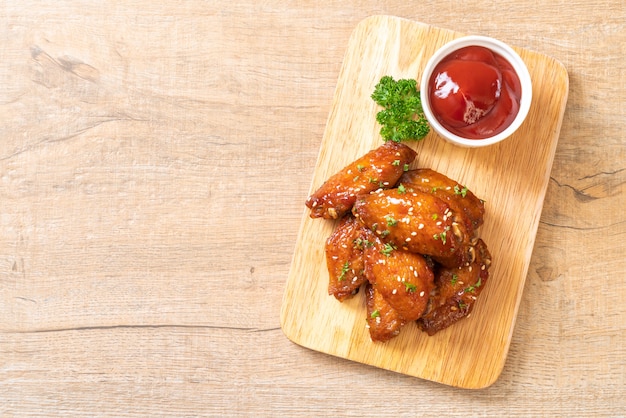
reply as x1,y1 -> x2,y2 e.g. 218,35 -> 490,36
1,1 -> 624,416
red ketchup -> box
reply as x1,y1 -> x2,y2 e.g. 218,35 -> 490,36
428,46 -> 522,139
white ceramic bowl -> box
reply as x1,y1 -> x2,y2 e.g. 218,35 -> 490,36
420,35 -> 532,148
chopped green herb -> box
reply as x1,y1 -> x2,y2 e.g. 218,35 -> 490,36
454,184 -> 469,197
397,183 -> 406,194
380,230 -> 390,238
431,186 -> 439,193
433,226 -> 450,245
465,277 -> 482,293
370,310 -> 380,318
404,282 -> 417,293
403,163 -> 410,172
451,274 -> 459,286
431,213 -> 438,220
371,76 -> 430,143
353,237 -> 373,250
357,164 -> 365,172
458,300 -> 467,309
433,229 -> 448,245
338,261 -> 350,281
381,242 -> 396,257
368,177 -> 378,184
391,159 -> 400,166
353,175 -> 360,182
385,215 -> 398,227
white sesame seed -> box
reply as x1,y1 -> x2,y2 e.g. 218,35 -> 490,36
419,291 -> 425,297
422,178 -> 429,183
418,223 -> 424,229
414,271 -> 418,277
392,289 -> 397,295
332,256 -> 338,260
436,221 -> 442,226
411,231 -> 417,236
341,244 -> 347,248
376,316 -> 381,324
312,201 -> 318,207
348,169 -> 352,174
405,237 -> 411,242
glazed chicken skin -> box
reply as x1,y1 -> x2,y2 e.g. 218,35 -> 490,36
417,239 -> 492,335
398,169 -> 485,236
306,141 -> 417,219
362,230 -> 434,322
365,283 -> 405,342
325,215 -> 368,301
353,188 -> 473,268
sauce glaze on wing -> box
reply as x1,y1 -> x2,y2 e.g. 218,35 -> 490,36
365,283 -> 405,342
417,239 -> 492,335
398,169 -> 485,236
325,215 -> 368,301
306,141 -> 417,219
353,188 -> 472,267
363,230 -> 434,322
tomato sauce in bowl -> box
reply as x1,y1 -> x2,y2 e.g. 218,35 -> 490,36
429,46 -> 522,139
420,36 -> 532,148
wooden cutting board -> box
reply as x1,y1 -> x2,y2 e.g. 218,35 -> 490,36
280,15 -> 568,389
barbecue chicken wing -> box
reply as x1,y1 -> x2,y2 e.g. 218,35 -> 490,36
353,188 -> 473,268
325,215 -> 368,301
306,141 -> 417,219
417,239 -> 492,335
398,169 -> 485,236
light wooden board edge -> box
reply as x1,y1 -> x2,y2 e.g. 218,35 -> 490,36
280,15 -> 569,389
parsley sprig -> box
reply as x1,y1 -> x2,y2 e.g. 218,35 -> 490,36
371,76 -> 430,143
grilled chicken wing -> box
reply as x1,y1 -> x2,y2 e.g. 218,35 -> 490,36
363,230 -> 434,322
325,215 -> 368,301
417,239 -> 492,335
353,188 -> 472,268
365,283 -> 405,342
306,142 -> 417,219
398,169 -> 485,236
